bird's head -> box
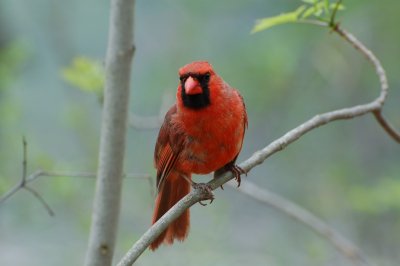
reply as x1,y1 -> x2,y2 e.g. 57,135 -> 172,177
178,61 -> 217,109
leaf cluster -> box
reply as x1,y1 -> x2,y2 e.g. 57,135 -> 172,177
251,0 -> 344,33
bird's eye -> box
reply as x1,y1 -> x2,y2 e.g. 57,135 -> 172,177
179,76 -> 186,82
203,73 -> 211,82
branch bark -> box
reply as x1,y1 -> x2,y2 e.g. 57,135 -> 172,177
228,180 -> 372,265
84,0 -> 135,265
116,24 -> 391,266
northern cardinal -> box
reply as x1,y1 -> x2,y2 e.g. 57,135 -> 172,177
150,61 -> 247,250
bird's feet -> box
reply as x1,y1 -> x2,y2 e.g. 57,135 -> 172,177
229,165 -> 247,187
192,182 -> 214,206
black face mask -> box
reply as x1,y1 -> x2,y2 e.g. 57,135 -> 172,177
180,74 -> 211,109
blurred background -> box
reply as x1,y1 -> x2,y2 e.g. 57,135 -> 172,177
0,0 -> 399,265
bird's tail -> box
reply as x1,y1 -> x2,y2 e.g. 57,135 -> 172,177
150,172 -> 190,251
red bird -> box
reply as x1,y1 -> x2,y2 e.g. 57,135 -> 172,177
150,61 -> 247,250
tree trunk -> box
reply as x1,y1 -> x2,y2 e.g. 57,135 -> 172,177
84,0 -> 135,265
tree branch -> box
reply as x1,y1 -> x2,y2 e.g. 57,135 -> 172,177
0,182 -> 26,206
372,110 -> 400,143
332,20 -> 400,143
84,0 -> 135,265
0,139 -> 55,216
117,101 -> 384,265
227,180 -> 372,265
116,184 -> 214,266
24,185 -> 55,216
117,106 -> 379,265
22,137 -> 27,182
116,24 -> 393,266
332,26 -> 388,105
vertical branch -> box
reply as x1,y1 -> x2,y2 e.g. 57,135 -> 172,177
84,0 -> 135,266
22,136 -> 27,183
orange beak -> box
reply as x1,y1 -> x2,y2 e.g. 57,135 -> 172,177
184,76 -> 202,95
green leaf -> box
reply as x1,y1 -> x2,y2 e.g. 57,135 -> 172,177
61,57 -> 104,96
329,2 -> 345,11
252,1 -> 346,33
251,5 -> 307,33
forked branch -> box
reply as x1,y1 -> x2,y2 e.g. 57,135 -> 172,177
0,138 -> 54,216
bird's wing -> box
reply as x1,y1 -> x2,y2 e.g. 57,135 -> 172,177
154,105 -> 182,192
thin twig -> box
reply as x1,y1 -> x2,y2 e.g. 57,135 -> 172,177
228,180 -> 372,265
0,139 -> 154,212
303,11 -> 397,143
24,186 -> 55,216
0,183 -> 25,205
22,136 -> 27,183
333,27 -> 388,104
372,110 -> 400,143
330,0 -> 343,27
0,139 -> 55,216
309,16 -> 398,144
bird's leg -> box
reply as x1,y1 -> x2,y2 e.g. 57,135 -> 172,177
228,164 -> 246,187
215,159 -> 247,188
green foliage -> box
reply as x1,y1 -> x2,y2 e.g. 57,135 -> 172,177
251,0 -> 344,33
0,41 -> 28,90
61,57 -> 104,98
348,178 -> 400,214
251,6 -> 307,33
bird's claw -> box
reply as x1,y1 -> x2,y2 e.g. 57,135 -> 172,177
230,165 -> 246,187
192,182 -> 214,206
198,200 -> 210,206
